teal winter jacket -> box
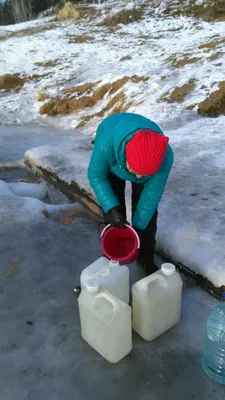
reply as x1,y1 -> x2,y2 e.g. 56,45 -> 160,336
88,112 -> 174,230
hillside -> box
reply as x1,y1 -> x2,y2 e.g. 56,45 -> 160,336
0,0 -> 224,134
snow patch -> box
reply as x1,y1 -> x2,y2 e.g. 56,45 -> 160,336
8,181 -> 48,200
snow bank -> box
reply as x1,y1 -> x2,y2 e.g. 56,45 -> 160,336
157,116 -> 225,288
8,181 -> 48,200
24,135 -> 101,217
25,135 -> 94,194
0,179 -> 48,222
0,177 -> 92,229
24,115 -> 225,288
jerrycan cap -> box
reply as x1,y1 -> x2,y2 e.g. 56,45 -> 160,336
109,260 -> 119,266
161,263 -> 176,276
85,279 -> 101,293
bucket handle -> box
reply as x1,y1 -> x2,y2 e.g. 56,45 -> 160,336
100,224 -> 140,249
94,292 -> 120,323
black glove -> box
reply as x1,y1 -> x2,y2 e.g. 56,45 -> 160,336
134,227 -> 144,244
105,206 -> 127,228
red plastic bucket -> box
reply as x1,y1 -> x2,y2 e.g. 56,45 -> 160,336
101,224 -> 140,264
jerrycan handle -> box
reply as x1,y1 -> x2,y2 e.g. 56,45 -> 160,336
142,273 -> 167,293
94,292 -> 120,323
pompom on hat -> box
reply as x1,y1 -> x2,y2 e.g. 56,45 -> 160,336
126,129 -> 169,175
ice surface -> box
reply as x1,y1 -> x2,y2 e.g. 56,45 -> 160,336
1,165 -> 224,400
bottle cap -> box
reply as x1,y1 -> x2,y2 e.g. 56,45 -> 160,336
85,280 -> 100,293
109,260 -> 119,267
161,263 -> 176,276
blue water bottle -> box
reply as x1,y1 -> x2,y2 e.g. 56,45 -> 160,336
201,303 -> 225,384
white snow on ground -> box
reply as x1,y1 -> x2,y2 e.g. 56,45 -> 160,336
8,181 -> 48,200
0,179 -> 50,221
1,2 -> 225,287
0,16 -> 53,32
0,178 -> 92,225
158,116 -> 225,288
0,2 -> 224,130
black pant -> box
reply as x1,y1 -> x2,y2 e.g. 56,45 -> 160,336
104,173 -> 158,266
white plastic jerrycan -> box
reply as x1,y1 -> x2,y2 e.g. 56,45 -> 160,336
78,280 -> 132,363
80,257 -> 129,304
132,263 -> 183,341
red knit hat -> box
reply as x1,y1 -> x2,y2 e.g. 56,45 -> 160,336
126,129 -> 169,175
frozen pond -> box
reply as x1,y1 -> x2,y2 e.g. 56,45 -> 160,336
0,124 -> 224,400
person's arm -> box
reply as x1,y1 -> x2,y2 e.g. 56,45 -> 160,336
88,143 -> 119,213
132,145 -> 174,230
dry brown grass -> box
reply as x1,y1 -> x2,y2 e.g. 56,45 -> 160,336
83,77 -> 129,101
0,74 -> 26,91
76,92 -> 126,128
0,73 -> 51,92
66,34 -> 93,43
214,14 -> 225,21
160,80 -> 196,103
167,45 -> 224,67
198,81 -> 225,116
40,96 -> 90,116
37,92 -> 51,102
165,53 -> 194,66
198,37 -> 225,49
209,52 -> 224,61
98,92 -> 127,117
162,0 -> 225,21
1,23 -> 57,41
138,35 -> 154,39
64,81 -> 100,96
75,5 -> 100,21
131,76 -> 149,84
35,60 -> 58,68
72,75 -> 148,100
99,8 -> 144,28
0,35 -> 7,41
120,55 -> 132,61
76,92 -> 134,129
40,75 -> 148,117
174,57 -> 202,68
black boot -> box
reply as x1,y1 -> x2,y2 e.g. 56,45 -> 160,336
135,212 -> 158,276
137,253 -> 158,275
